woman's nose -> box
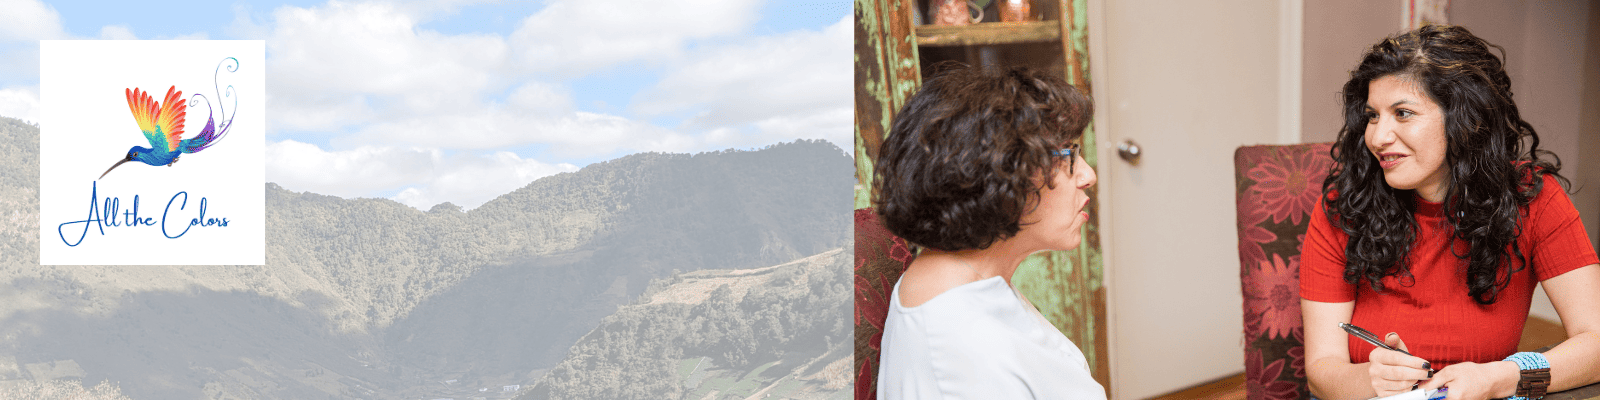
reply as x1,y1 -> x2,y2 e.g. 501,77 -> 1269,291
1367,119 -> 1397,150
1077,157 -> 1096,189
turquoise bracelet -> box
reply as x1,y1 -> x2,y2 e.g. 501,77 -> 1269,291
1506,352 -> 1551,400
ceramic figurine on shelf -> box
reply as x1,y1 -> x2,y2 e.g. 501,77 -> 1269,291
998,0 -> 1030,22
931,0 -> 981,26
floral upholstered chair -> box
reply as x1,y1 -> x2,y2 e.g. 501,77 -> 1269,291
1235,143 -> 1333,400
855,207 -> 915,400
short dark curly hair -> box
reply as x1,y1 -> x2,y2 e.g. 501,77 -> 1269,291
872,64 -> 1093,252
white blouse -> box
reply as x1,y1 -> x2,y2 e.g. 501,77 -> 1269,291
877,276 -> 1106,400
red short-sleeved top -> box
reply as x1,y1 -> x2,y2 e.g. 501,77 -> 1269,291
1301,173 -> 1599,368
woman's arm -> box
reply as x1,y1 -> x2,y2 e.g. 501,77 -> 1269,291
1303,299 -> 1431,399
1304,299 -> 1372,400
1418,264 -> 1600,399
1540,264 -> 1600,391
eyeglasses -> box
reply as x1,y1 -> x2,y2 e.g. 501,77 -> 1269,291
1052,143 -> 1080,173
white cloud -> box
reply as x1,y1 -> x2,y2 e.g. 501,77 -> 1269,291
508,0 -> 761,76
390,150 -> 579,210
253,1 -> 742,157
169,32 -> 209,40
0,0 -> 66,41
266,139 -> 577,210
248,0 -> 739,207
749,106 -> 853,149
0,0 -> 848,209
632,15 -> 851,151
0,85 -> 39,123
263,1 -> 511,133
507,81 -> 572,114
98,25 -> 136,40
226,3 -> 271,39
0,0 -> 66,85
269,2 -> 508,96
266,140 -> 437,196
334,108 -> 699,157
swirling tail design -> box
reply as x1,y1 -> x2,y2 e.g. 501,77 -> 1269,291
180,57 -> 239,154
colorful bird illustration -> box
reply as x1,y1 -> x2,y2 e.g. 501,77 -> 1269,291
99,85 -> 224,179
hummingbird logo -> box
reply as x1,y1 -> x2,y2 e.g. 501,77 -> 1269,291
100,57 -> 238,180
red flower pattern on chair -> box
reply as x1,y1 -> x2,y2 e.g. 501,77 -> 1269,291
1236,198 -> 1277,270
1245,254 -> 1302,341
1288,327 -> 1306,378
1246,147 -> 1331,225
1236,143 -> 1331,400
1246,350 -> 1303,400
855,208 -> 916,399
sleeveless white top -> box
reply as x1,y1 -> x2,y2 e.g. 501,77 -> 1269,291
877,276 -> 1106,399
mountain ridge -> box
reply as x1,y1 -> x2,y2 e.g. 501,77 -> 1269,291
0,115 -> 852,399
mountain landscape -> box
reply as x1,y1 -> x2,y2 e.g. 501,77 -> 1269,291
524,249 -> 851,400
0,115 -> 852,399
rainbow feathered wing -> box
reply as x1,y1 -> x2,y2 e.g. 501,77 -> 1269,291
125,86 -> 221,156
125,86 -> 185,156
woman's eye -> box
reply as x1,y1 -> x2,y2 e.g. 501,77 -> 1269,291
1364,112 -> 1378,124
1396,109 -> 1413,119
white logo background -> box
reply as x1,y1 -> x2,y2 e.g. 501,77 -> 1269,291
39,40 -> 265,265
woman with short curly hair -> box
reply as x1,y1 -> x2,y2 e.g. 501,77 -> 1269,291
1301,24 -> 1600,399
873,64 -> 1104,399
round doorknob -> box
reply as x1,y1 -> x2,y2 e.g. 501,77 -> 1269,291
1118,139 -> 1142,164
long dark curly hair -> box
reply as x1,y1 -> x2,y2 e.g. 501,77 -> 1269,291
873,64 -> 1093,251
1322,24 -> 1566,304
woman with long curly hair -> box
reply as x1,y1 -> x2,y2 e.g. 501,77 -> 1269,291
872,64 -> 1103,399
1301,25 -> 1600,400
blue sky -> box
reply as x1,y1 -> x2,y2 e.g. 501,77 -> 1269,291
0,0 -> 849,209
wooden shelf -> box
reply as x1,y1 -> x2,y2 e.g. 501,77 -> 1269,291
914,21 -> 1062,47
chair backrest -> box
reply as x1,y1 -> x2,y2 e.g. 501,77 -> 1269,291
854,208 -> 915,400
1235,143 -> 1332,400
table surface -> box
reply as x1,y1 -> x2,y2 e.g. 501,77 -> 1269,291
1549,383 -> 1600,400
1539,344 -> 1600,400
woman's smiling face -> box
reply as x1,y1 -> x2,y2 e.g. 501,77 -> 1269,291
1364,75 -> 1450,202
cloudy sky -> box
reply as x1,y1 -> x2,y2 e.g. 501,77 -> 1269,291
0,0 -> 849,210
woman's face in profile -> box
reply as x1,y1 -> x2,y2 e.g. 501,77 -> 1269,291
1363,75 -> 1450,202
1019,141 -> 1097,250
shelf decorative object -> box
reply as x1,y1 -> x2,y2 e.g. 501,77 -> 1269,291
930,0 -> 982,26
998,0 -> 1031,22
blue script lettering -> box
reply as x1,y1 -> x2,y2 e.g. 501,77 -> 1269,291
57,181 -> 106,247
162,192 -> 229,238
56,182 -> 230,246
122,194 -> 155,227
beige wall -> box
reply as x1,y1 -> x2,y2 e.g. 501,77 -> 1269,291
1454,0 -> 1598,257
1581,1 -> 1600,256
1301,1 -> 1600,321
1302,0 -> 1401,144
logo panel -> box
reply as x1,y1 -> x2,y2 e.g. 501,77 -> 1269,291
40,41 -> 265,265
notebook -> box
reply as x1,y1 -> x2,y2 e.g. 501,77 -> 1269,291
1372,388 -> 1446,400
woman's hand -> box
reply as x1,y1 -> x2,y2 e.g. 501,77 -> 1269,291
1368,332 -> 1432,396
1418,361 -> 1519,400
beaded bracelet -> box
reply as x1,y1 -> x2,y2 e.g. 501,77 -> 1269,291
1506,352 -> 1551,400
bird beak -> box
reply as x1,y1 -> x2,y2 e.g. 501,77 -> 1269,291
99,155 -> 133,180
